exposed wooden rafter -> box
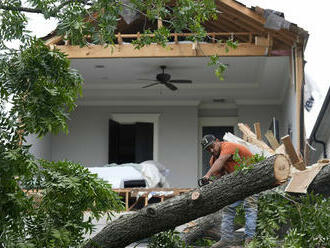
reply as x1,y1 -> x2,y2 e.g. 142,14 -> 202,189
54,42 -> 268,59
216,1 -> 296,47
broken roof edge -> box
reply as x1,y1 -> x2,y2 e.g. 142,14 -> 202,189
250,5 -> 309,49
42,0 -> 309,50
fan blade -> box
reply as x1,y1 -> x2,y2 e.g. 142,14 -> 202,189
142,82 -> 161,88
169,80 -> 192,83
164,82 -> 178,91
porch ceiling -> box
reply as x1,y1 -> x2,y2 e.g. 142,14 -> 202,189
72,56 -> 290,106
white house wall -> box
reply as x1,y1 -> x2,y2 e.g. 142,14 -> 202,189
26,134 -> 52,160
50,105 -> 199,187
280,81 -> 297,148
27,104 -> 285,187
237,105 -> 281,136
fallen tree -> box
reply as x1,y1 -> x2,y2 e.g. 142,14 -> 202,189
183,162 -> 330,246
183,163 -> 330,242
306,163 -> 330,197
181,210 -> 223,244
84,154 -> 290,248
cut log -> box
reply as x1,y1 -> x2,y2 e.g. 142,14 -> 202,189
84,154 -> 290,248
181,210 -> 223,244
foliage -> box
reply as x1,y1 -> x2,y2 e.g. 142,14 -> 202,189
247,192 -> 330,248
193,237 -> 216,247
0,0 -> 239,246
148,230 -> 189,248
1,38 -> 82,137
0,104 -> 124,246
232,149 -> 266,172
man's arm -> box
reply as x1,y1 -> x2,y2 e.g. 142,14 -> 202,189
204,154 -> 231,179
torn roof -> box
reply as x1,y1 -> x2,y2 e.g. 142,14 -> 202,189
43,0 -> 309,50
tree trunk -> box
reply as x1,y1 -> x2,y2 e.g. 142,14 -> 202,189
306,163 -> 330,197
181,210 -> 223,244
184,164 -> 330,247
84,154 -> 290,248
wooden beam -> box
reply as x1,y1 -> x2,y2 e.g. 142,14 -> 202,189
157,18 -> 163,29
45,35 -> 63,45
205,21 -> 249,42
55,43 -> 268,58
218,0 -> 297,44
254,122 -> 262,140
220,13 -> 288,49
281,135 -> 306,170
238,123 -> 275,155
265,130 -> 280,150
217,2 -> 295,46
117,32 -> 123,45
295,46 -> 304,154
219,0 -> 266,24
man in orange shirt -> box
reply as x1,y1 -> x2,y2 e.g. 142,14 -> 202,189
201,134 -> 258,246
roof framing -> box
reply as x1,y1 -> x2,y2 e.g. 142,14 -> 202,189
54,42 -> 268,59
45,0 -> 307,58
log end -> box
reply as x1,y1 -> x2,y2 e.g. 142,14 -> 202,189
191,191 -> 201,200
274,154 -> 291,184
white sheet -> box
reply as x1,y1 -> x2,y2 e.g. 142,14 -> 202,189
87,166 -> 144,188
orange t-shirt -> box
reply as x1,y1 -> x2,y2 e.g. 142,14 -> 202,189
209,141 -> 253,174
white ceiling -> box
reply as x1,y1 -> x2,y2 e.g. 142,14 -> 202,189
70,56 -> 290,106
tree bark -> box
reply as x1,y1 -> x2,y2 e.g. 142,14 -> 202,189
305,163 -> 330,197
84,154 -> 290,248
181,210 -> 223,244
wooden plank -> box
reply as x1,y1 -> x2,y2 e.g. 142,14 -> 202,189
253,122 -> 262,140
56,43 -> 268,58
117,32 -> 123,45
217,2 -> 295,46
218,0 -> 297,44
158,18 -> 163,29
219,0 -> 266,24
295,47 -> 304,154
265,130 -> 280,150
238,123 -> 275,154
144,194 -> 148,206
125,191 -> 129,211
281,135 -> 306,170
174,33 -> 178,44
45,35 -> 63,45
281,135 -> 299,164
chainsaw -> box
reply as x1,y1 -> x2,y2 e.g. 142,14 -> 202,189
198,177 -> 214,187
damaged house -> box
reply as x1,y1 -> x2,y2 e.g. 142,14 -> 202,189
28,0 -> 309,188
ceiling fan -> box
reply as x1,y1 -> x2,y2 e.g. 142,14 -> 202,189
139,65 -> 192,91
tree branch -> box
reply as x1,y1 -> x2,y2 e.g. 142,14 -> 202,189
0,4 -> 43,14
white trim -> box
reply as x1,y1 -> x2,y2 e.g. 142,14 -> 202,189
236,99 -> 282,105
198,102 -> 238,109
83,82 -> 259,90
111,114 -> 160,161
198,117 -> 238,178
78,100 -> 200,106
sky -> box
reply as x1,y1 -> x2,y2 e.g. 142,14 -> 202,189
7,0 -> 330,136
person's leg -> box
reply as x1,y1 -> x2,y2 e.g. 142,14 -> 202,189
243,194 -> 258,241
220,200 -> 242,242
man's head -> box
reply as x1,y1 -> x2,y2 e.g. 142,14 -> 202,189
201,134 -> 221,156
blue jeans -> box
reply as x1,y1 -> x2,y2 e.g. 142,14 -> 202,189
220,194 -> 258,241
